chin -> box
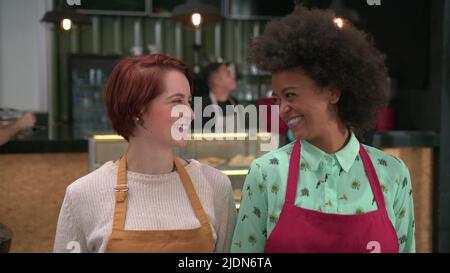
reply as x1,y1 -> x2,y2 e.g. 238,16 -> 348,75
292,127 -> 308,141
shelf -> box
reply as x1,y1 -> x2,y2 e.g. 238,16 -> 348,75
371,130 -> 440,148
221,169 -> 249,176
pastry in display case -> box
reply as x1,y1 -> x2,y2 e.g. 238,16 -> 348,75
228,154 -> 256,167
197,157 -> 227,167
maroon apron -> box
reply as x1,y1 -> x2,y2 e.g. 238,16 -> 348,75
264,140 -> 399,253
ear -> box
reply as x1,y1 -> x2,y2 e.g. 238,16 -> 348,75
328,88 -> 341,104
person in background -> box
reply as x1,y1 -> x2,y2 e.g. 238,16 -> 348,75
54,54 -> 236,253
0,112 -> 35,146
193,61 -> 239,132
231,6 -> 415,253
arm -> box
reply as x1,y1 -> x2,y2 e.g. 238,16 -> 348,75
393,161 -> 416,253
231,161 -> 268,253
0,112 -> 36,145
0,122 -> 21,145
53,185 -> 88,253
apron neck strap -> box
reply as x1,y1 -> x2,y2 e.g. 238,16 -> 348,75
173,157 -> 210,226
112,153 -> 129,230
358,144 -> 386,210
285,140 -> 301,205
111,154 -> 210,230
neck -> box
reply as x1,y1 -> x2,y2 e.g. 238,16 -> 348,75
126,137 -> 174,175
211,87 -> 229,102
308,122 -> 350,154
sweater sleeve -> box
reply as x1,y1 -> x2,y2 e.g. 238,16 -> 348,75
213,174 -> 237,253
53,184 -> 88,253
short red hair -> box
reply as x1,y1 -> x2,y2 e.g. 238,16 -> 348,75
104,54 -> 192,141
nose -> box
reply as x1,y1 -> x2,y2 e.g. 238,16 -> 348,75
279,101 -> 291,117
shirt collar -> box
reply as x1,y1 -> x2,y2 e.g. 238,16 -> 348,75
334,132 -> 360,173
300,139 -> 326,172
300,131 -> 360,173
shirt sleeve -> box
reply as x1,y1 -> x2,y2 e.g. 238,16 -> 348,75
393,161 -> 416,253
53,185 -> 88,253
231,160 -> 268,253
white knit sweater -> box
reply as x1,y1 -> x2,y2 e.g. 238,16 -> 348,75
53,159 -> 237,253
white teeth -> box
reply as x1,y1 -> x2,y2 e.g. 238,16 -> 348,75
287,116 -> 302,126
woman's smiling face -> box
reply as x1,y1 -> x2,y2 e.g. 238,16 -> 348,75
139,69 -> 194,148
272,67 -> 341,142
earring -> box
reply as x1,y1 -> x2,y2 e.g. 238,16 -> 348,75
134,117 -> 144,126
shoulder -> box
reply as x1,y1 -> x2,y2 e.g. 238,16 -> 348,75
361,144 -> 410,189
242,142 -> 294,182
188,159 -> 232,193
66,161 -> 116,199
362,145 -> 409,172
252,141 -> 294,168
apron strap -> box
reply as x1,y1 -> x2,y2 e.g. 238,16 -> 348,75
111,154 -> 210,230
174,157 -> 210,226
285,140 -> 301,205
358,144 -> 387,210
111,153 -> 129,230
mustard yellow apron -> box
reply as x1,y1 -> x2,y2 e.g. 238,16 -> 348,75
106,154 -> 214,253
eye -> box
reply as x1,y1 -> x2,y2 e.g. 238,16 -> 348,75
285,92 -> 296,99
173,99 -> 184,104
272,97 -> 281,105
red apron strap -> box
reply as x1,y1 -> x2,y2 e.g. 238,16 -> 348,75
358,144 -> 386,210
285,140 -> 301,205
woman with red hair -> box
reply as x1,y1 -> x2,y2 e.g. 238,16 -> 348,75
54,54 -> 236,253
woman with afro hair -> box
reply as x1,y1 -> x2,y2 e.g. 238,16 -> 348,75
232,6 -> 415,253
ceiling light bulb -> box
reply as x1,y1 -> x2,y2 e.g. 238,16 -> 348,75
333,17 -> 344,29
191,13 -> 202,27
61,18 -> 72,31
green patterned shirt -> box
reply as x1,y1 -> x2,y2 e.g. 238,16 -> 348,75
231,132 -> 415,253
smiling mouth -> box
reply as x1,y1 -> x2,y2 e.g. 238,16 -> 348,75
286,116 -> 304,128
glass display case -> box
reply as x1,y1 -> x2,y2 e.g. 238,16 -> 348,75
69,54 -> 120,139
88,132 -> 281,208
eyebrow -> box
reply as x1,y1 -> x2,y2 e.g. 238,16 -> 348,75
273,86 -> 297,98
168,93 -> 192,100
281,87 -> 297,94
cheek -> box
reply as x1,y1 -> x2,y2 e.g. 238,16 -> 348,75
145,105 -> 174,127
308,101 -> 333,124
292,98 -> 328,120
